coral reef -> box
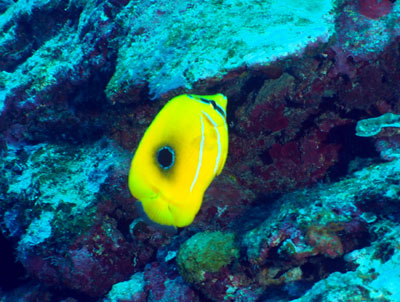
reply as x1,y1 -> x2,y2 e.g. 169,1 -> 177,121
293,222 -> 400,302
106,0 -> 336,99
356,112 -> 400,137
1,0 -> 400,301
0,140 -> 141,297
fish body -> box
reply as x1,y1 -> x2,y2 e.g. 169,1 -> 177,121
128,94 -> 228,227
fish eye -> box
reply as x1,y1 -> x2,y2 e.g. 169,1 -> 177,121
157,146 -> 175,169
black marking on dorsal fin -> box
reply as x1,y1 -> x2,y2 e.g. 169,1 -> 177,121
197,97 -> 226,119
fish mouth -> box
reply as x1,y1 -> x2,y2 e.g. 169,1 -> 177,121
141,188 -> 176,226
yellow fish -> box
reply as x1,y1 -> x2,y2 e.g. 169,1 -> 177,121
128,94 -> 229,227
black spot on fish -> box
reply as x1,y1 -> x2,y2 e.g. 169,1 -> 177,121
157,146 -> 175,169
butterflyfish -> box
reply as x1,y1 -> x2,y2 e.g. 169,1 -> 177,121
128,94 -> 229,227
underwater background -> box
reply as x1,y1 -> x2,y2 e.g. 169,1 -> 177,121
1,0 -> 400,301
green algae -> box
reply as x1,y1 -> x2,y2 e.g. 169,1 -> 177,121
177,231 -> 238,284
